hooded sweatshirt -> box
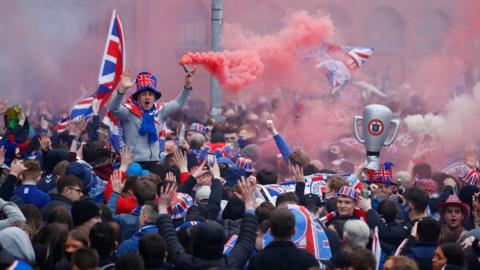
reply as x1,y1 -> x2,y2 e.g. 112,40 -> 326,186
0,227 -> 36,264
108,88 -> 191,162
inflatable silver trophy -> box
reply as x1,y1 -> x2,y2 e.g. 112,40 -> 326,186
353,104 -> 400,171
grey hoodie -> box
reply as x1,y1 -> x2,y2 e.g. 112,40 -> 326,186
109,88 -> 191,162
0,199 -> 26,231
0,227 -> 35,264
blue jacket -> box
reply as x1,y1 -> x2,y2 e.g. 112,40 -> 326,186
108,192 -> 140,239
15,184 -> 51,209
273,134 -> 292,165
116,223 -> 158,256
401,240 -> 437,270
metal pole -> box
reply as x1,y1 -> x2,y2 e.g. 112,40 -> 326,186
210,0 -> 223,117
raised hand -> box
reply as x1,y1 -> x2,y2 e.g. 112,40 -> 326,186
38,134 -> 52,152
234,179 -> 256,209
119,146 -> 134,172
173,149 -> 188,173
111,170 -> 125,193
184,66 -> 196,89
191,160 -> 209,179
119,69 -> 135,94
72,117 -> 85,138
158,182 -> 178,214
209,157 -> 221,180
40,116 -> 49,130
265,120 -> 278,135
290,164 -> 304,183
9,160 -> 27,178
165,171 -> 177,184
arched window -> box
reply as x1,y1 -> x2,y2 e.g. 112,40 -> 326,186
414,9 -> 451,50
363,6 -> 406,51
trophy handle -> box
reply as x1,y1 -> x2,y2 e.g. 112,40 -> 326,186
353,115 -> 365,143
384,119 -> 400,146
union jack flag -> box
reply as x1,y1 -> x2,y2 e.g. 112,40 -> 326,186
169,192 -> 193,219
463,167 -> 480,188
367,161 -> 394,185
136,73 -> 156,90
102,111 -> 124,152
69,10 -> 125,120
263,205 -> 332,260
343,46 -> 374,68
54,113 -> 71,133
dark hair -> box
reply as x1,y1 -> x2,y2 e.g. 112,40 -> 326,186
319,169 -> 337,174
20,204 -> 42,238
52,160 -> 69,179
72,248 -> 99,269
97,204 -> 113,222
347,248 -> 376,270
328,176 -> 348,193
270,208 -> 296,239
412,163 -> 432,179
93,148 -> 112,166
139,233 -> 167,263
303,163 -> 320,175
288,150 -> 310,167
46,207 -> 72,228
377,199 -> 397,223
67,228 -> 89,248
255,201 -> 275,224
56,175 -> 83,194
432,172 -> 455,192
275,192 -> 299,207
439,243 -> 465,267
133,180 -> 157,206
20,160 -> 42,181
115,252 -> 144,270
256,169 -> 278,185
210,133 -> 226,143
403,187 -> 429,213
417,218 -> 441,242
89,222 -> 116,257
385,256 -> 418,270
82,141 -> 105,165
33,223 -> 68,268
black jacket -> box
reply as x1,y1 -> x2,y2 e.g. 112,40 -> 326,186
157,211 -> 256,270
248,241 -> 318,270
40,194 -> 74,220
144,259 -> 174,270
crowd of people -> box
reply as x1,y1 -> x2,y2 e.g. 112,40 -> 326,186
0,68 -> 479,270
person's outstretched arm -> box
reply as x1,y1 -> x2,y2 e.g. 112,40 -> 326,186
159,67 -> 195,118
227,179 -> 257,268
266,120 -> 292,164
109,69 -> 135,122
157,183 -> 194,268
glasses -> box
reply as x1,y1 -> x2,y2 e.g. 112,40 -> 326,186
68,187 -> 82,193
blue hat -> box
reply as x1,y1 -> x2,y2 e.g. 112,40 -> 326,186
217,157 -> 234,166
225,166 -> 246,188
65,161 -> 95,194
132,72 -> 161,101
126,162 -> 150,177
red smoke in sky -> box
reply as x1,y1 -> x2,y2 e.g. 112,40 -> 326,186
179,50 -> 264,92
